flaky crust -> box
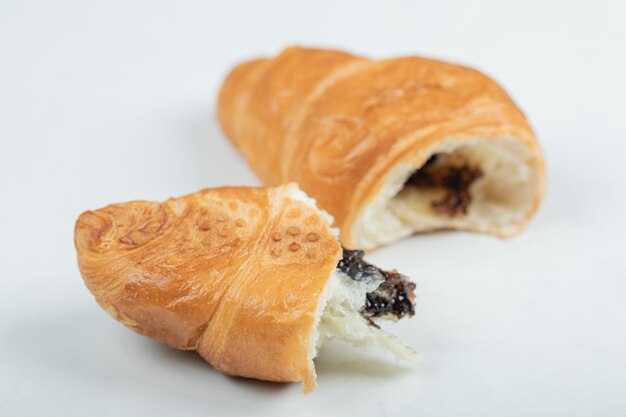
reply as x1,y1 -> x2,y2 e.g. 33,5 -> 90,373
217,47 -> 545,248
74,184 -> 341,392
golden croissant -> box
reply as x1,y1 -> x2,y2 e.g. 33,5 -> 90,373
74,184 -> 416,393
218,46 -> 546,249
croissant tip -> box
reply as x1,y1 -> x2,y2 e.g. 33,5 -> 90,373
74,210 -> 112,252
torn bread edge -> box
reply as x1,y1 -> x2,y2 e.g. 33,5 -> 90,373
285,184 -> 416,393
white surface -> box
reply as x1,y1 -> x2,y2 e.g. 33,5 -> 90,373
1,0 -> 625,416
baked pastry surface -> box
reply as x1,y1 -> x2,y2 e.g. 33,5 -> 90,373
75,184 -> 415,392
218,47 -> 545,249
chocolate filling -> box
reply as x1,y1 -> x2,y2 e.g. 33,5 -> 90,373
405,154 -> 483,217
338,248 -> 416,320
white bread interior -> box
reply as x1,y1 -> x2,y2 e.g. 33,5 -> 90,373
286,186 -> 415,383
351,137 -> 541,250
310,270 -> 416,363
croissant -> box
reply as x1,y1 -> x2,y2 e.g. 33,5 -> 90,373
218,46 -> 546,250
74,184 -> 416,393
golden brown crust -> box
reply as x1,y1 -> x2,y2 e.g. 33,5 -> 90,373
217,47 -> 545,247
75,184 -> 341,392
218,47 -> 366,185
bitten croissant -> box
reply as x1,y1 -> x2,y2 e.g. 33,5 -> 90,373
218,46 -> 546,250
74,184 -> 416,393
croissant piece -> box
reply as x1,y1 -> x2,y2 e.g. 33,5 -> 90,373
75,184 -> 416,392
218,47 -> 545,249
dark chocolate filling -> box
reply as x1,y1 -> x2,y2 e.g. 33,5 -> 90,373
338,248 -> 416,320
405,154 -> 483,217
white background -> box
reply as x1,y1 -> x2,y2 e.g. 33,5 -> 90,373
1,1 -> 625,416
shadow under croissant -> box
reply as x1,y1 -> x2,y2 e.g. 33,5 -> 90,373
142,343 -> 289,393
314,341 -> 414,379
149,339 -> 413,389
8,308 -> 414,400
7,308 -> 291,399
